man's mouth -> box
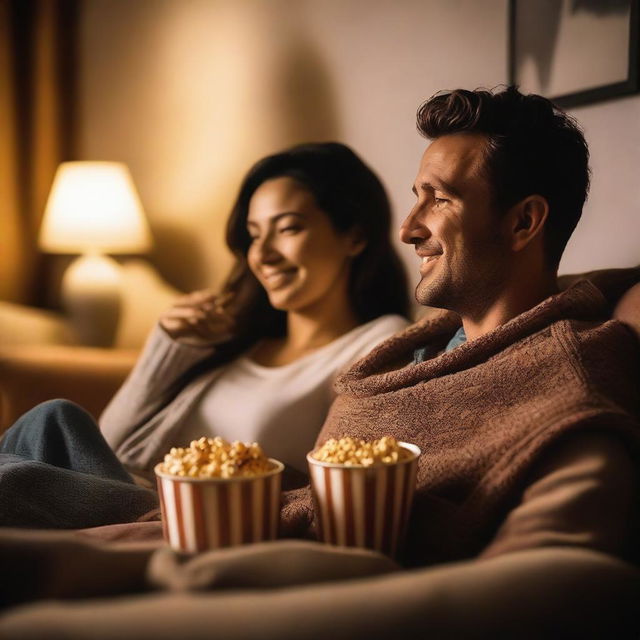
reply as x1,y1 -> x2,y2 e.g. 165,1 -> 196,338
417,252 -> 442,276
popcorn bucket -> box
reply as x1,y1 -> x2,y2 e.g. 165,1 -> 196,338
307,442 -> 420,558
154,460 -> 284,553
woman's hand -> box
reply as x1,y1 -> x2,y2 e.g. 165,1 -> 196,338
159,290 -> 235,347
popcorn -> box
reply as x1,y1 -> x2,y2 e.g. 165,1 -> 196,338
158,436 -> 275,478
310,436 -> 411,466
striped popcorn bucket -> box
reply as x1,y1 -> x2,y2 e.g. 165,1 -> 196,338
154,460 -> 284,553
307,443 -> 420,558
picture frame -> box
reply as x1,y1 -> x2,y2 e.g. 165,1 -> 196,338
508,0 -> 639,108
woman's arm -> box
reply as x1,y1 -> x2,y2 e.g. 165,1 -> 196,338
99,291 -> 234,452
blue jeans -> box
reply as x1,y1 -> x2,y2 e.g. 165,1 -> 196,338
0,399 -> 158,528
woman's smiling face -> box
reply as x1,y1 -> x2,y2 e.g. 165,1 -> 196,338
246,176 -> 362,314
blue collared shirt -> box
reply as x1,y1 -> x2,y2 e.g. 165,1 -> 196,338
413,326 -> 466,364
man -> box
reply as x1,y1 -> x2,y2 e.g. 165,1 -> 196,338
282,86 -> 640,567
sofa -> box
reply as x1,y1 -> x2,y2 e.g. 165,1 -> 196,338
0,259 -> 182,434
0,344 -> 136,435
0,271 -> 639,638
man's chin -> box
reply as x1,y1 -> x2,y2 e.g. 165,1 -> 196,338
414,280 -> 448,310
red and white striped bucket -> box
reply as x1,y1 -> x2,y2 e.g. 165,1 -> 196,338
307,443 -> 420,558
154,460 -> 284,553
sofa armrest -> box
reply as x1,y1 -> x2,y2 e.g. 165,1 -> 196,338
0,301 -> 74,346
614,282 -> 640,338
559,265 -> 640,310
0,345 -> 138,435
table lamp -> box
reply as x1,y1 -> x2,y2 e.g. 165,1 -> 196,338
39,161 -> 152,346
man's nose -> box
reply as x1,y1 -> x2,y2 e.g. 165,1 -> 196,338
399,207 -> 429,245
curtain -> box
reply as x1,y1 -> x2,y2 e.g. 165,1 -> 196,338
0,0 -> 78,305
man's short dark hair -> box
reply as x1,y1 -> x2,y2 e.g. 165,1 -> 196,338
416,86 -> 590,270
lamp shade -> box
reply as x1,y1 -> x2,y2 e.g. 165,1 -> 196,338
39,162 -> 152,254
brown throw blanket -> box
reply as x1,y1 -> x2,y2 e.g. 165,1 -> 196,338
282,281 -> 640,565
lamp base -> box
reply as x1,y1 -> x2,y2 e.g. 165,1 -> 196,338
62,253 -> 122,347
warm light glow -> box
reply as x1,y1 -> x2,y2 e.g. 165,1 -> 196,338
39,162 -> 152,254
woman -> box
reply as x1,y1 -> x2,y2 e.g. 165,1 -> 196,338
0,142 -> 409,527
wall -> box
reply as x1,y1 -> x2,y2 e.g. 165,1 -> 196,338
78,0 -> 507,299
78,0 -> 638,304
561,94 -> 640,273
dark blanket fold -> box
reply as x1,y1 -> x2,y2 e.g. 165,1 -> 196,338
0,529 -> 397,607
0,454 -> 158,529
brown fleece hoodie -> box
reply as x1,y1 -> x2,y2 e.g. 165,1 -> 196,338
281,281 -> 640,566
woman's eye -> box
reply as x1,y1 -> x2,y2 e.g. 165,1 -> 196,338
279,225 -> 301,234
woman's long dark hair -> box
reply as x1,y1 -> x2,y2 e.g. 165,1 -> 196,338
184,142 -> 409,377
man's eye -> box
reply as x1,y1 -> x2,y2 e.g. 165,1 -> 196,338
434,198 -> 449,206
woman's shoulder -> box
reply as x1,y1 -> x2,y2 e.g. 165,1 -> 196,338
294,315 -> 409,379
337,314 -> 410,360
355,314 -> 410,338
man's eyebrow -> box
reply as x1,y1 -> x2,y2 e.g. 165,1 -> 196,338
416,180 -> 461,198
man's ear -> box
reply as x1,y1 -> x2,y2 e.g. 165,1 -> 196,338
504,195 -> 549,253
